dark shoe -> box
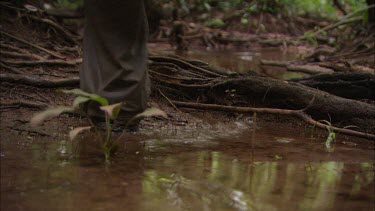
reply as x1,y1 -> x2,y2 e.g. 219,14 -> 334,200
81,101 -> 142,132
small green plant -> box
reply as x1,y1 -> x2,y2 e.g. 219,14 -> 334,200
310,119 -> 336,152
311,119 -> 358,152
205,18 -> 225,28
274,154 -> 283,160
31,89 -> 167,162
300,30 -> 319,47
320,120 -> 336,151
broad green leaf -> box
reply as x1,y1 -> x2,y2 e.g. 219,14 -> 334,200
60,89 -> 109,106
69,126 -> 91,140
99,102 -> 123,119
89,95 -> 109,106
73,96 -> 90,107
59,88 -> 92,96
30,106 -> 74,126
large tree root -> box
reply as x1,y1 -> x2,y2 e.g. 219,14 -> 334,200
289,72 -> 375,100
147,55 -> 375,136
201,76 -> 375,133
173,101 -> 375,140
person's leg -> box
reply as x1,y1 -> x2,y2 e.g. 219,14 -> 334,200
81,0 -> 149,116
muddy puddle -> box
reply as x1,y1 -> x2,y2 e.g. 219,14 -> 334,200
149,45 -> 307,79
1,120 -> 374,211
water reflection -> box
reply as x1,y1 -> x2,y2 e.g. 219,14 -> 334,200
1,124 -> 374,211
141,150 -> 374,211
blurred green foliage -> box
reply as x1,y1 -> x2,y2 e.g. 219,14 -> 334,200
161,0 -> 367,20
205,18 -> 225,27
49,0 -> 369,21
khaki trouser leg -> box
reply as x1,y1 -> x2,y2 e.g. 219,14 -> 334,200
80,0 -> 149,114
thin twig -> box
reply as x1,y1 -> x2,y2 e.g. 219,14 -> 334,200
172,101 -> 375,140
155,87 -> 188,122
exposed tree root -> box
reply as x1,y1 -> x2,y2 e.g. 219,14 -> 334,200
202,77 -> 375,132
147,56 -> 375,135
0,100 -> 48,110
173,101 -> 375,140
0,73 -> 79,88
0,43 -> 47,60
290,72 -> 375,100
0,62 -> 24,74
1,31 -> 66,59
2,53 -> 374,137
2,58 -> 82,66
22,14 -> 80,45
149,55 -> 226,77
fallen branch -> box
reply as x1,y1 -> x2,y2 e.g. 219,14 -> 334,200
0,73 -> 79,88
305,5 -> 375,37
260,60 -> 334,74
287,65 -> 334,74
172,101 -> 375,140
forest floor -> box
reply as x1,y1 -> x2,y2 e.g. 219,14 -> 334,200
0,2 -> 374,146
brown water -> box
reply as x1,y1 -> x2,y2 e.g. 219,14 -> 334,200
1,121 -> 374,211
149,45 -> 308,79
